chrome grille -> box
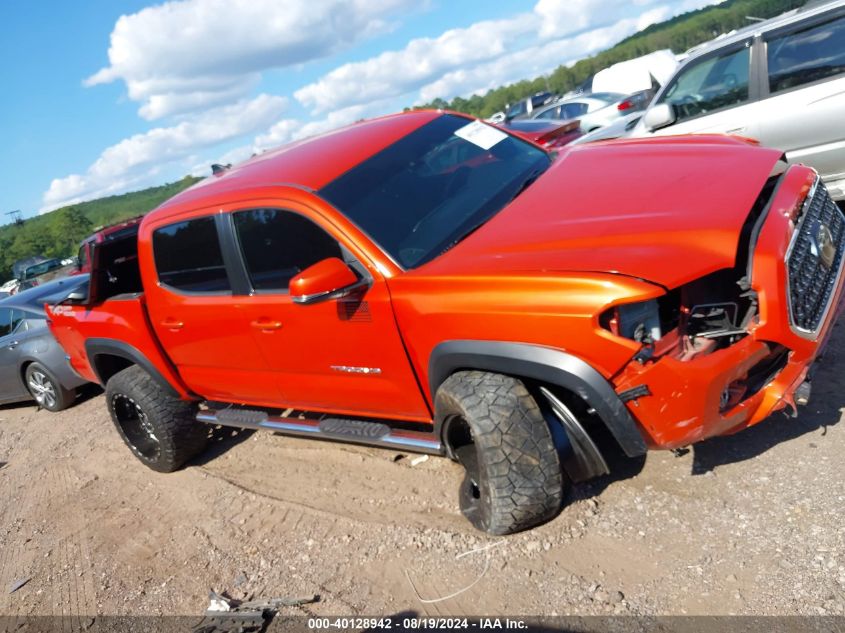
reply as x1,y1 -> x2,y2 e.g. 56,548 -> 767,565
786,180 -> 845,336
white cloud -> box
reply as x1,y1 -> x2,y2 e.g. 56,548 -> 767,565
44,0 -> 727,214
252,102 -> 382,153
417,15 -> 649,103
41,94 -> 287,212
296,0 -> 726,114
86,0 -> 418,119
294,13 -> 538,114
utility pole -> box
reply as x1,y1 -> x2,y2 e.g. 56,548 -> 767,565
4,210 -> 24,226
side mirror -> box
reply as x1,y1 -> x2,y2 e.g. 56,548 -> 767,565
290,258 -> 362,305
643,103 -> 676,131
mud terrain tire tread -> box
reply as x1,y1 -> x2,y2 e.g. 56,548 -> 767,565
105,365 -> 207,473
436,370 -> 566,534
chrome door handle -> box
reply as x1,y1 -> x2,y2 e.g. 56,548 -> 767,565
160,320 -> 184,330
250,319 -> 283,331
7,341 -> 19,349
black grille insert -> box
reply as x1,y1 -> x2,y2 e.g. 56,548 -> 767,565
786,182 -> 845,334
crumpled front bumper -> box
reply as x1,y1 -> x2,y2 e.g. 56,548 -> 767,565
614,166 -> 845,450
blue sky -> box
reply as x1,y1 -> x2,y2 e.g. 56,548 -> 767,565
0,0 -> 717,221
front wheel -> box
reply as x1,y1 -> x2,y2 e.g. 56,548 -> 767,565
25,363 -> 75,412
105,365 -> 207,472
436,371 -> 567,535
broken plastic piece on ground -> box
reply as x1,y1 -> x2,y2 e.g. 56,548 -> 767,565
195,591 -> 320,633
410,455 -> 429,466
8,577 -> 31,594
207,590 -> 231,612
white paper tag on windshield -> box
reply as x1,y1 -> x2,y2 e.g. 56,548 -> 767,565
454,120 -> 507,150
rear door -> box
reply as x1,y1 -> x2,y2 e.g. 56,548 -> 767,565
0,308 -> 26,401
758,10 -> 845,192
143,212 -> 280,405
648,40 -> 764,140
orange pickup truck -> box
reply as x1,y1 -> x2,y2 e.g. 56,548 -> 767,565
47,111 -> 845,534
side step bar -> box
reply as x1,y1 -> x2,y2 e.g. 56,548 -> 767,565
196,407 -> 444,455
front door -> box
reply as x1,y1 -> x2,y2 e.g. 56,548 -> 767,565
647,41 -> 763,140
228,207 -> 431,421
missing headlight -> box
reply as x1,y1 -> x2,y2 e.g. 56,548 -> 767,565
618,299 -> 661,343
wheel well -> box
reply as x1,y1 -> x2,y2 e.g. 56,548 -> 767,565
92,354 -> 135,386
19,361 -> 33,387
436,369 -> 617,459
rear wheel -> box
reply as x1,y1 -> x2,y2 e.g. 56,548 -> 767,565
25,363 -> 74,412
436,371 -> 567,534
105,365 -> 207,472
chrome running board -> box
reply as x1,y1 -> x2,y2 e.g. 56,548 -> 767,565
196,407 -> 443,455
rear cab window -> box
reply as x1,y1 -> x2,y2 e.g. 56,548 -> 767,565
152,217 -> 231,293
766,13 -> 845,93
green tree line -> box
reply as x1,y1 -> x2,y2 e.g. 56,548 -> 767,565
414,0 -> 805,118
0,176 -> 200,281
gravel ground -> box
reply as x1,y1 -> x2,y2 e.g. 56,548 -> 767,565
0,325 -> 843,624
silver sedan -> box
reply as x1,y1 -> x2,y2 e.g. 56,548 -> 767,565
0,276 -> 90,411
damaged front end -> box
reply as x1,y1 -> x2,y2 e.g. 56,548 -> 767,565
604,165 -> 845,449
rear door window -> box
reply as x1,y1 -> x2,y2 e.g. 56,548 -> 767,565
152,217 -> 231,293
766,14 -> 845,94
0,308 -> 12,337
232,209 -> 343,292
658,45 -> 751,122
535,106 -> 561,120
562,102 -> 589,118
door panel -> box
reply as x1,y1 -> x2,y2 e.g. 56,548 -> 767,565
649,42 -> 763,140
760,11 -> 845,183
230,207 -> 430,421
239,281 -> 430,420
758,78 -> 845,182
143,215 -> 279,403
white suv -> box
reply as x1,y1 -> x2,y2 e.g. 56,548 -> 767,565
631,0 -> 845,200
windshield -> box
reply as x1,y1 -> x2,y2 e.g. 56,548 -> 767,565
319,114 -> 550,269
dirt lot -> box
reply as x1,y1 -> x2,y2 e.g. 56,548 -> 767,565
1,327 -> 844,623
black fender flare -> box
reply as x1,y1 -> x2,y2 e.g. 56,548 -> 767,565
428,340 -> 647,457
85,338 -> 181,398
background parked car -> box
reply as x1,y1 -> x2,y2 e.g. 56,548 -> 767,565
500,118 -> 583,149
19,257 -> 77,291
530,91 -> 650,132
0,279 -> 20,297
569,112 -> 644,145
631,0 -> 845,200
502,91 -> 556,122
0,275 -> 90,411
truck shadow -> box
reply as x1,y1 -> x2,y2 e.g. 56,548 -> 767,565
189,426 -> 255,466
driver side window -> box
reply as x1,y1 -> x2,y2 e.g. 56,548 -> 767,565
658,45 -> 751,123
233,209 -> 343,292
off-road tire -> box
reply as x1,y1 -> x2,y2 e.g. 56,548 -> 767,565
436,371 -> 567,534
24,362 -> 75,412
105,365 -> 207,473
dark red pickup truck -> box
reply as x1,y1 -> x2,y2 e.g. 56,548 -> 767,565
47,111 -> 845,534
